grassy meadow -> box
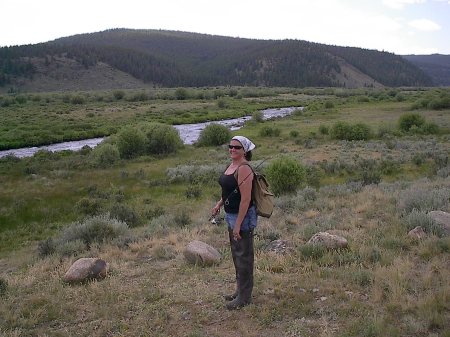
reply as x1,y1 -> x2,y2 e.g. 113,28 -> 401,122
0,87 -> 449,337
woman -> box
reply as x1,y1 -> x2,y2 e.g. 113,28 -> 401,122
212,135 -> 257,310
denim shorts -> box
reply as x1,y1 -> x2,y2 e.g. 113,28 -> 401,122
225,206 -> 257,232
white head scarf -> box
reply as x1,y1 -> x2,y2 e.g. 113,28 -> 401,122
231,136 -> 256,153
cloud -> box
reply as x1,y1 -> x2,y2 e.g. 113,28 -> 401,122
409,19 -> 441,31
382,0 -> 426,9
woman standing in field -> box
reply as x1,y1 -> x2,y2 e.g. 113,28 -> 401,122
212,135 -> 257,310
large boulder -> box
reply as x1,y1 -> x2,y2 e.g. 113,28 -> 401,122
428,211 -> 450,236
63,258 -> 108,283
184,241 -> 221,266
307,232 -> 348,249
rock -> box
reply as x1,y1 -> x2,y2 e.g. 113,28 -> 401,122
184,240 -> 221,266
428,211 -> 450,236
63,258 -> 108,283
265,239 -> 291,254
408,226 -> 427,240
307,232 -> 348,249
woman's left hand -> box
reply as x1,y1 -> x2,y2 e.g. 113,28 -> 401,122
233,226 -> 241,240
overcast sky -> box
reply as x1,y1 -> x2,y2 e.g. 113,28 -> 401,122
1,0 -> 449,55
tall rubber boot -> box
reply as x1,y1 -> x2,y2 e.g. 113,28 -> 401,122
226,229 -> 254,310
225,229 -> 239,301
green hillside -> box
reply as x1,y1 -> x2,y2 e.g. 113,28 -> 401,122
0,29 -> 433,91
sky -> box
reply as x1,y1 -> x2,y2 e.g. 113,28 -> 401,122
1,0 -> 449,55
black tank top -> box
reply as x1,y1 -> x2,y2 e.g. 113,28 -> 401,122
219,169 -> 252,214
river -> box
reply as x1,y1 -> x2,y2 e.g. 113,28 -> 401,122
0,106 -> 302,158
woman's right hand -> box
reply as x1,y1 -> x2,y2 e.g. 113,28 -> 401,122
212,204 -> 220,216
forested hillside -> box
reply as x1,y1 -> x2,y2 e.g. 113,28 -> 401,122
0,29 -> 434,91
403,54 -> 450,86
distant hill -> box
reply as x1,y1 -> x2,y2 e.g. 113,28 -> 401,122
403,54 -> 450,86
0,29 -> 433,92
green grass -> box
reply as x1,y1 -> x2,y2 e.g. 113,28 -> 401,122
0,87 -> 449,336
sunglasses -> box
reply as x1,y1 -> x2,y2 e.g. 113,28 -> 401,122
228,145 -> 243,150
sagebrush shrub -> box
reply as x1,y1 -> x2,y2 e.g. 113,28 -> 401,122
331,121 -> 371,141
196,123 -> 231,146
266,156 -> 306,195
60,214 -> 129,247
398,187 -> 450,214
76,197 -> 103,216
110,204 -> 141,227
404,209 -> 444,237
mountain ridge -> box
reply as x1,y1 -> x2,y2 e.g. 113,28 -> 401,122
0,28 -> 435,92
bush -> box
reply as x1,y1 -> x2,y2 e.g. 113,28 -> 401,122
331,122 -> 372,141
76,197 -> 103,216
117,127 -> 146,159
398,187 -> 450,214
404,209 -> 444,237
318,125 -> 329,135
252,111 -> 264,123
113,90 -> 125,100
71,95 -> 85,104
0,278 -> 7,297
398,113 -> 425,132
110,204 -> 141,227
289,130 -> 299,138
91,143 -> 120,168
265,156 -> 306,195
141,123 -> 183,155
174,210 -> 191,227
259,125 -> 281,137
175,88 -> 188,100
59,214 -> 129,247
324,101 -> 335,109
196,123 -> 231,146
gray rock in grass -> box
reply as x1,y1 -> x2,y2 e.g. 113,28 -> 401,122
408,226 -> 427,240
184,240 -> 221,266
63,257 -> 108,283
307,232 -> 348,249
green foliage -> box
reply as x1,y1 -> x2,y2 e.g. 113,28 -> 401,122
252,111 -> 264,123
265,156 -> 306,195
174,210 -> 191,227
175,88 -> 188,100
196,123 -> 231,146
141,123 -> 183,155
110,203 -> 141,227
70,95 -> 85,104
113,90 -> 125,100
331,121 -> 372,141
398,113 -> 425,132
90,143 -> 120,168
117,127 -> 146,159
75,197 -> 103,216
319,125 -> 329,135
259,125 -> 281,137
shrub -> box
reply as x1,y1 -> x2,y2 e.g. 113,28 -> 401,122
420,122 -> 439,135
324,101 -> 335,109
265,156 -> 306,195
331,121 -> 371,141
318,125 -> 329,135
113,90 -> 125,100
37,238 -> 56,257
91,143 -> 120,168
398,187 -> 450,214
252,111 -> 264,123
71,95 -> 85,104
289,130 -> 299,138
185,185 -> 202,199
398,113 -> 425,132
174,210 -> 191,227
0,278 -> 7,297
404,209 -> 444,237
117,127 -> 146,159
76,197 -> 103,216
259,125 -> 281,137
59,214 -> 129,247
110,203 -> 141,227
175,88 -> 188,100
141,123 -> 183,155
217,98 -> 228,108
196,123 -> 231,146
